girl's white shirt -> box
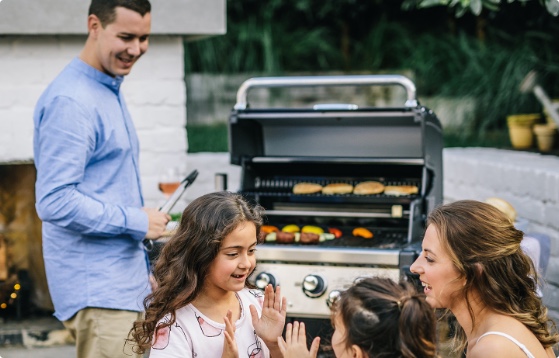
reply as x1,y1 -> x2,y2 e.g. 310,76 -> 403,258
149,288 -> 269,358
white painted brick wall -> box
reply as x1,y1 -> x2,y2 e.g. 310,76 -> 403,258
0,35 -> 188,207
444,148 -> 559,321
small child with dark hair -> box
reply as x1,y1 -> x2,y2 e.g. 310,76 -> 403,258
278,277 -> 438,358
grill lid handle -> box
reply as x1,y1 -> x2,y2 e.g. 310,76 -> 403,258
233,75 -> 418,110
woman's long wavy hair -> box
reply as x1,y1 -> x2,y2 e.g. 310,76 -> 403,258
128,191 -> 263,354
429,200 -> 559,353
333,277 -> 438,358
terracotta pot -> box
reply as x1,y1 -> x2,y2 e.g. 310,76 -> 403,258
507,114 -> 540,149
533,124 -> 557,152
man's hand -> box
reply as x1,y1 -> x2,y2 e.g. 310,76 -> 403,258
278,321 -> 320,358
222,310 -> 239,358
143,208 -> 170,239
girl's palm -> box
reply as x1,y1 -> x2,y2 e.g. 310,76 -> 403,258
250,284 -> 287,343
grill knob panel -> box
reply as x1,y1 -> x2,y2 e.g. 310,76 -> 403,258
255,272 -> 277,289
326,290 -> 341,308
302,274 -> 327,298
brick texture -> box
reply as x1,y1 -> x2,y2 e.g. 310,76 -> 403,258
0,36 -> 188,207
444,148 -> 559,320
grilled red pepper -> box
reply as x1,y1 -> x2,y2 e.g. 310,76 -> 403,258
328,227 -> 343,238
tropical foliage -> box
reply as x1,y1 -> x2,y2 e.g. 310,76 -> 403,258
402,0 -> 559,17
184,0 -> 559,148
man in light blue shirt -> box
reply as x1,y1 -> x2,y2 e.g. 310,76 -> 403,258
33,1 -> 170,357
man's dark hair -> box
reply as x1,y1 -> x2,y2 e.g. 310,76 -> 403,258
89,0 -> 151,27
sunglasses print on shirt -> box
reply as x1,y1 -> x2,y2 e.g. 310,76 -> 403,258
195,312 -> 223,337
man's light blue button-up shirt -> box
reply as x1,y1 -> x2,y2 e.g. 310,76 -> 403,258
34,58 -> 151,321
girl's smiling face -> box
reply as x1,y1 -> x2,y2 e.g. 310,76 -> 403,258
204,221 -> 257,297
410,224 -> 465,309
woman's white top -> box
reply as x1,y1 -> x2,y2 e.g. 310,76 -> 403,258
477,331 -> 535,358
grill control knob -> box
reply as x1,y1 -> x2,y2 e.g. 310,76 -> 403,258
255,272 -> 277,290
326,290 -> 342,308
302,275 -> 327,298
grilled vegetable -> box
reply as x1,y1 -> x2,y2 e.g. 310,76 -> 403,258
282,224 -> 300,233
261,225 -> 279,234
321,233 -> 336,241
352,227 -> 373,239
301,225 -> 324,234
328,228 -> 343,238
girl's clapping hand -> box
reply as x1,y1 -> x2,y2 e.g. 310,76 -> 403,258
278,321 -> 320,358
222,310 -> 239,358
250,284 -> 287,345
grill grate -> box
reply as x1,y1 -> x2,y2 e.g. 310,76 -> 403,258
254,176 -> 418,190
261,228 -> 408,249
244,177 -> 421,201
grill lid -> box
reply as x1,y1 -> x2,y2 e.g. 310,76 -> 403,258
229,75 -> 441,165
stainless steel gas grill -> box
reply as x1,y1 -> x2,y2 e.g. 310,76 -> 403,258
228,75 -> 443,333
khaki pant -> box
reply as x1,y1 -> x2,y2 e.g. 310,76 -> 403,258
63,308 -> 142,358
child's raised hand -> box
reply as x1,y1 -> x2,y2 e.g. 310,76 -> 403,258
250,284 -> 287,346
278,321 -> 320,358
222,310 -> 239,358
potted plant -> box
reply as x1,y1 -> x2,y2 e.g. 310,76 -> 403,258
533,124 -> 557,152
506,113 -> 540,149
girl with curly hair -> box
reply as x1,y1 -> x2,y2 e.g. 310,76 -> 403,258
129,191 -> 286,357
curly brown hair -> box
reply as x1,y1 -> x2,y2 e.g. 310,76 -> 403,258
428,200 -> 559,353
333,277 -> 438,358
128,191 -> 263,354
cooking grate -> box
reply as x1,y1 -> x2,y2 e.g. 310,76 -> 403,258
248,177 -> 421,199
261,228 -> 408,249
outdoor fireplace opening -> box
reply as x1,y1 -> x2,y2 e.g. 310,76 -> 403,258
0,163 -> 52,319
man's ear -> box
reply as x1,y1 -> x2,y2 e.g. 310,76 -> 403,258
87,14 -> 102,36
351,344 -> 365,358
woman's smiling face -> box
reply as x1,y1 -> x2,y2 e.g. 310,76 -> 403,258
410,224 -> 465,309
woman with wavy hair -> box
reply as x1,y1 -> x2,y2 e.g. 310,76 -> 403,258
411,200 -> 559,357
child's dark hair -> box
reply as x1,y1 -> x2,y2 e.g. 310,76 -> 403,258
129,191 -> 263,354
333,277 -> 437,358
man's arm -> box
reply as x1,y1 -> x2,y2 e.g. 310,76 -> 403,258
35,96 -> 166,240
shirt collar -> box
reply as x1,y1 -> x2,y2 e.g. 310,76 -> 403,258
70,57 -> 124,94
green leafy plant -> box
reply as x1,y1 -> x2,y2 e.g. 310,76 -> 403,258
184,0 -> 559,149
402,0 -> 559,17
186,123 -> 228,152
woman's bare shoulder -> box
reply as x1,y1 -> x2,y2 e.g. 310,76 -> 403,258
469,334 -> 531,358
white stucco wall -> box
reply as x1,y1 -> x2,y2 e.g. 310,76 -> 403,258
0,35 -> 188,207
0,0 -> 226,37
